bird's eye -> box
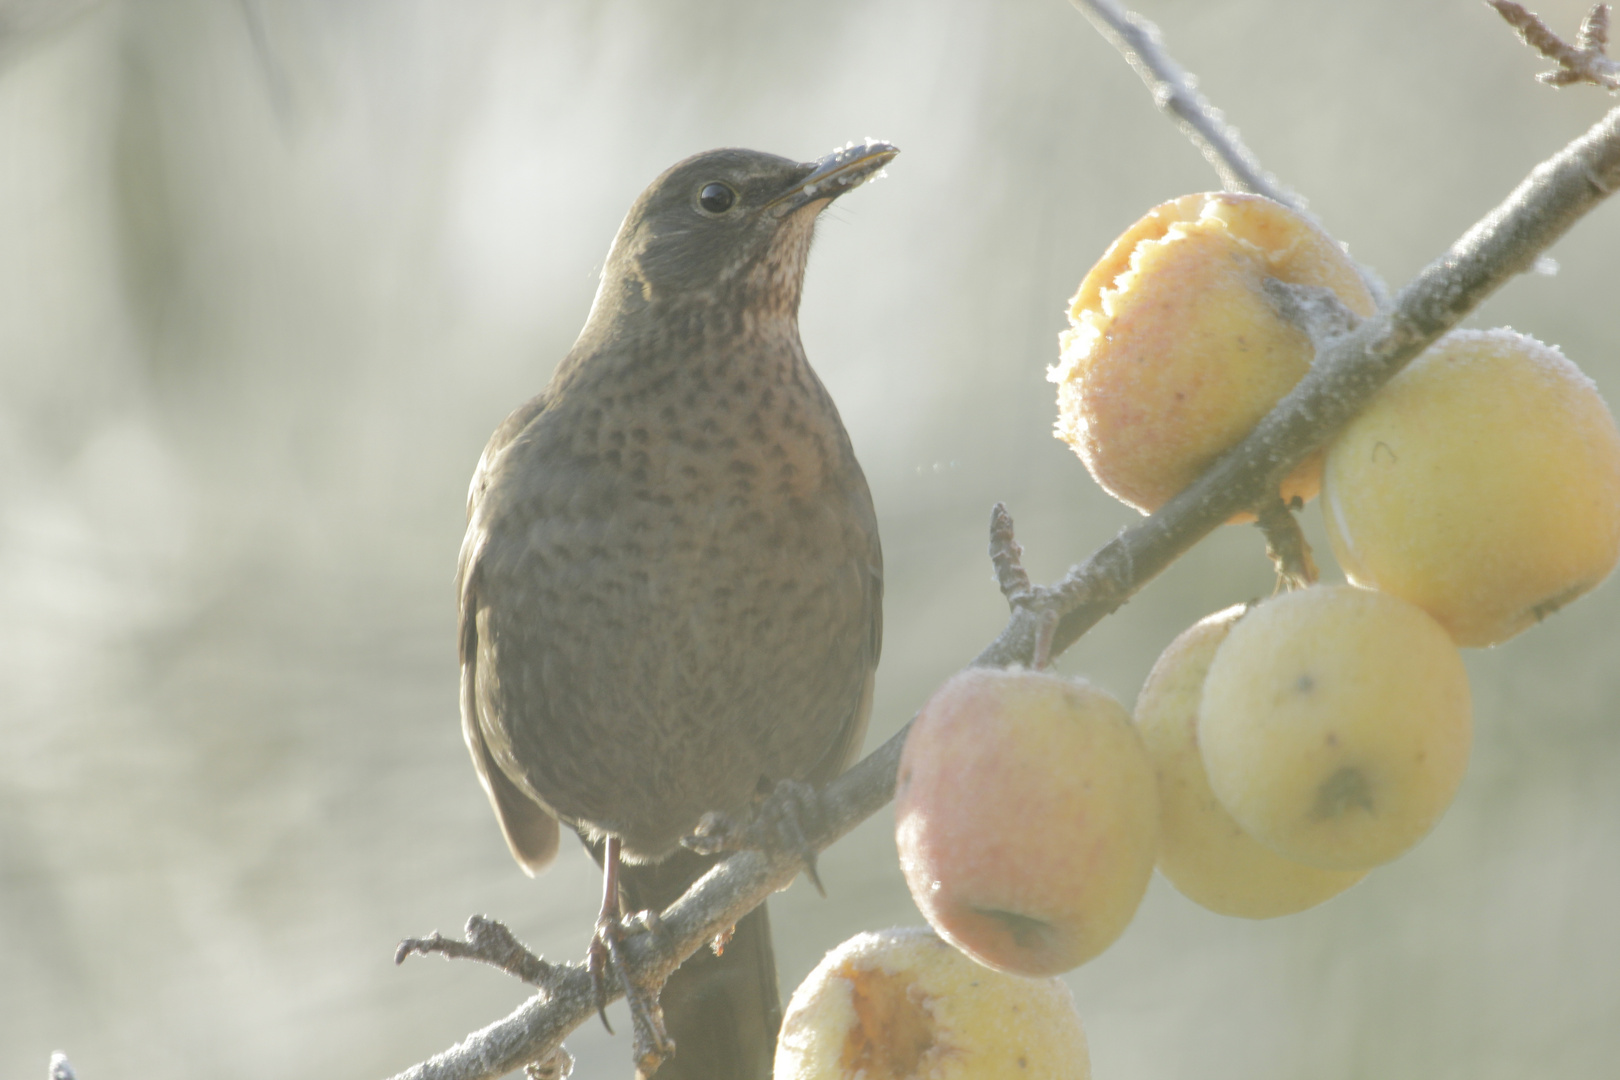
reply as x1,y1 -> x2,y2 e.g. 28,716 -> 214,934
698,182 -> 736,213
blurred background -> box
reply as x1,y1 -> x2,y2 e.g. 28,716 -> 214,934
2,0 -> 1617,1076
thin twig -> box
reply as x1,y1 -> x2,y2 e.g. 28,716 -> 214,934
1582,4 -> 1612,53
1068,0 -> 1295,205
397,916 -> 555,986
988,502 -> 1035,607
1491,2 -> 1620,90
389,19 -> 1620,1080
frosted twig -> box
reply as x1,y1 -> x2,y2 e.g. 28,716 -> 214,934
1068,0 -> 1297,207
1491,2 -> 1620,91
988,503 -> 1035,608
397,915 -> 555,985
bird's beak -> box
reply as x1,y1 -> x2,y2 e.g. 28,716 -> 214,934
770,140 -> 899,215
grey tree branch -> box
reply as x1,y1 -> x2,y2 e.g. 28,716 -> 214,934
389,10 -> 1620,1080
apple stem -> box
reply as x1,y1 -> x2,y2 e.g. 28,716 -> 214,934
1262,278 -> 1366,350
1255,497 -> 1319,591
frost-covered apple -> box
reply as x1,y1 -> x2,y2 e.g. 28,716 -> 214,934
895,668 -> 1158,976
1197,585 -> 1472,871
1136,605 -> 1367,917
1323,328 -> 1620,647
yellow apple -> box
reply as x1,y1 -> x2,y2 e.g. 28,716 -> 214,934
1136,605 -> 1367,916
1051,191 -> 1375,517
1322,327 -> 1620,646
895,667 -> 1158,976
1198,585 -> 1472,871
775,927 -> 1091,1080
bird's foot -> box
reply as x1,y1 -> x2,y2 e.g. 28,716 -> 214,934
587,910 -> 676,1075
395,914 -> 553,985
684,778 -> 831,896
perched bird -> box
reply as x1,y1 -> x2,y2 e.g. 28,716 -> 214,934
456,141 -> 893,1078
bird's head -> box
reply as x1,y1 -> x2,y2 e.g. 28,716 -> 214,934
592,141 -> 897,321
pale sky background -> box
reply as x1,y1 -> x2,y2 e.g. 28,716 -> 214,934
2,1 -> 1618,1077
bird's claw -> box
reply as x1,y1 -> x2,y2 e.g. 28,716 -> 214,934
586,922 -> 616,1034
587,911 -> 675,1074
683,779 -> 829,895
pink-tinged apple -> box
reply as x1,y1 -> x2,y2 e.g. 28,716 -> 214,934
895,667 -> 1158,976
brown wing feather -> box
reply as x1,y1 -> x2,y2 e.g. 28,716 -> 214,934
459,408 -> 562,876
459,583 -> 560,876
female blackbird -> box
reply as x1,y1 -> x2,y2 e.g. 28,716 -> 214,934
456,142 -> 892,1079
